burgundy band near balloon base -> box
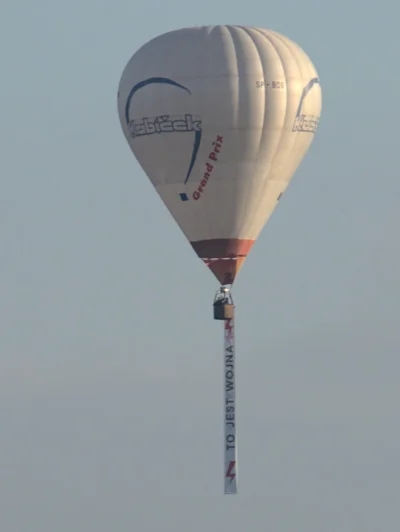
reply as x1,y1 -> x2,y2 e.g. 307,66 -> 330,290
190,238 -> 255,284
190,238 -> 254,258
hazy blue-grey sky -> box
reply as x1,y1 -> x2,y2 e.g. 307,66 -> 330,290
1,1 -> 399,530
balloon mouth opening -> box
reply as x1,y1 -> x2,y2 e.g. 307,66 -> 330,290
190,238 -> 255,284
201,257 -> 247,285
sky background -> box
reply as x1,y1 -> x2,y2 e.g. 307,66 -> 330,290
1,1 -> 399,531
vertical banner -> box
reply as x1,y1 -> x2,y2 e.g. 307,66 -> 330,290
224,317 -> 237,494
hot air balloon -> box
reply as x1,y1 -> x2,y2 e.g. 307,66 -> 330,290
117,25 -> 322,495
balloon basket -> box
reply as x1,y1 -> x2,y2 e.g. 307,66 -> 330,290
213,286 -> 235,320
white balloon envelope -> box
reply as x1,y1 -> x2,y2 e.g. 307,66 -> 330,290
118,25 -> 322,285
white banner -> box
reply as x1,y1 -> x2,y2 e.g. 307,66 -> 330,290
224,317 -> 237,494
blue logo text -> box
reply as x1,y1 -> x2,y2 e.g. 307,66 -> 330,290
128,114 -> 202,138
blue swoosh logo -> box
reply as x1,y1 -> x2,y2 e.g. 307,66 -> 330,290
295,77 -> 320,119
125,77 -> 202,184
